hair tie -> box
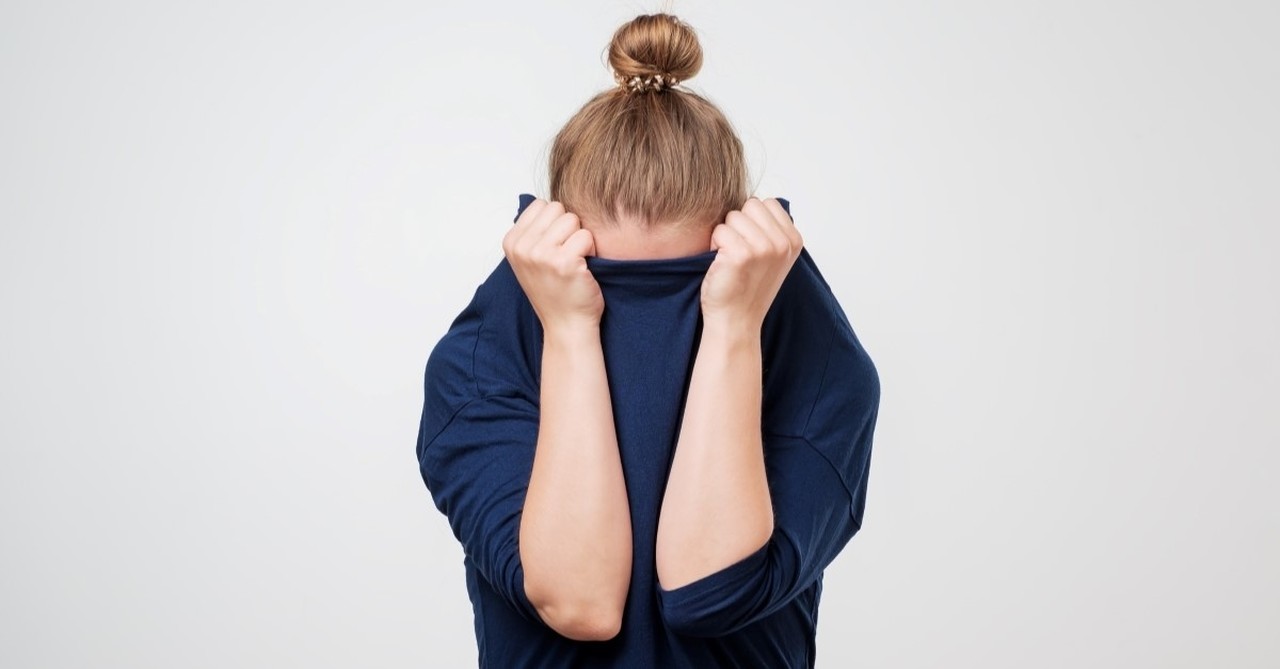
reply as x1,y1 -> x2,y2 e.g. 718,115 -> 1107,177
615,72 -> 680,93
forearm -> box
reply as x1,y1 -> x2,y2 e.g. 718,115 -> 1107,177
655,320 -> 775,591
520,324 -> 632,638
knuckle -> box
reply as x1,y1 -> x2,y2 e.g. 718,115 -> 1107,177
520,199 -> 544,219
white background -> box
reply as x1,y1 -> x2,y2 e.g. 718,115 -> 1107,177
2,1 -> 1277,667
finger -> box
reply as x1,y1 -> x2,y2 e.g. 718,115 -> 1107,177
539,212 -> 582,249
562,227 -> 596,259
515,198 -> 547,229
725,207 -> 773,253
530,200 -> 566,234
741,197 -> 791,252
518,200 -> 567,252
506,198 -> 546,252
762,198 -> 802,248
709,221 -> 746,255
761,197 -> 792,226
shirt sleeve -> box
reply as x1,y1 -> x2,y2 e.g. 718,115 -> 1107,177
656,306 -> 880,638
417,391 -> 544,624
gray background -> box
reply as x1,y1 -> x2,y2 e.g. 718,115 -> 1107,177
2,1 -> 1277,667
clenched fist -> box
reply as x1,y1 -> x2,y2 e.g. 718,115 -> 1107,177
701,197 -> 803,331
502,198 -> 604,332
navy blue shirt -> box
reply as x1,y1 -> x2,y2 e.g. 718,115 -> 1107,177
416,194 -> 880,668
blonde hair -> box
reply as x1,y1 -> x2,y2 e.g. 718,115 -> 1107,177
548,13 -> 751,231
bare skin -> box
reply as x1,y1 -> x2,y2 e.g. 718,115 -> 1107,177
503,196 -> 803,636
584,211 -> 714,260
504,199 -> 630,641
655,197 -> 803,590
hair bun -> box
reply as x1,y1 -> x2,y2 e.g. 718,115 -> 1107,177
608,13 -> 702,90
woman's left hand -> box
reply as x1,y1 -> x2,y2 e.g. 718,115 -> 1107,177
700,197 -> 803,331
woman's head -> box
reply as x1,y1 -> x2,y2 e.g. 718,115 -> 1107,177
549,13 -> 751,237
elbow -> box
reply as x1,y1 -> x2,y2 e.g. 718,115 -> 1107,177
520,544 -> 631,641
531,599 -> 624,641
525,575 -> 624,641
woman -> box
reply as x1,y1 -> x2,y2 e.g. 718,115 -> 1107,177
416,13 -> 880,668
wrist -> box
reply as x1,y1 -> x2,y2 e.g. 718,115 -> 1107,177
699,315 -> 762,350
542,319 -> 602,348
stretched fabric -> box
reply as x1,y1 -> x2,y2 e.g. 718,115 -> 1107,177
416,193 -> 881,668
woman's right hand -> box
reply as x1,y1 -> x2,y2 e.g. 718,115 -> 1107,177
502,198 -> 604,332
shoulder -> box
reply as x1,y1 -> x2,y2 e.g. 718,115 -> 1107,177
423,258 -> 540,410
762,247 -> 880,440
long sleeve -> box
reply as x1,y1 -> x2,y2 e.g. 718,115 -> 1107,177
656,290 -> 880,638
415,269 -> 545,625
417,391 -> 544,624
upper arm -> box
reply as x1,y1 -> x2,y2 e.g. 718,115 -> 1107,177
415,250 -> 586,634
417,392 -> 545,624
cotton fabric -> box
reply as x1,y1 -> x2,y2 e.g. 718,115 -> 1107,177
416,194 -> 880,668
